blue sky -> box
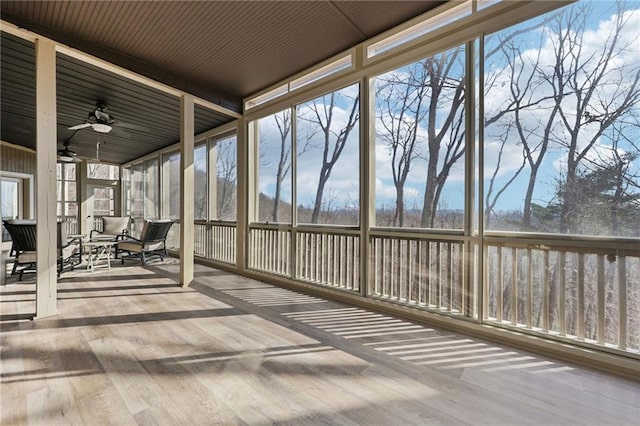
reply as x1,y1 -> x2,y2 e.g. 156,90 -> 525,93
255,0 -> 640,218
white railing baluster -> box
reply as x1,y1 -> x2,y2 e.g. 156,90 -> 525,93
543,250 -> 549,332
597,254 -> 605,345
618,255 -> 627,350
497,246 -> 503,323
559,251 -> 566,336
577,253 -> 585,341
447,242 -> 453,311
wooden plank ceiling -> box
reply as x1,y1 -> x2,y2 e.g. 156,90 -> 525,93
0,1 -> 445,164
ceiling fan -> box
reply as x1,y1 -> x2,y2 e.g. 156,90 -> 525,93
68,103 -> 115,133
57,140 -> 81,163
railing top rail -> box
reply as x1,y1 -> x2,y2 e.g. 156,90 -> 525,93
485,232 -> 640,256
370,227 -> 467,242
296,225 -> 360,236
248,222 -> 361,234
249,222 -> 293,231
194,220 -> 238,227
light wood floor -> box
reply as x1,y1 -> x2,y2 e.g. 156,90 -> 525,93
1,259 -> 639,425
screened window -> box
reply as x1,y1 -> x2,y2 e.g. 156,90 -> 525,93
374,44 -> 466,228
144,159 -> 159,220
56,163 -> 77,220
164,152 -> 181,220
87,163 -> 119,180
483,0 -> 640,237
214,134 -> 237,221
296,84 -> 360,225
257,109 -> 292,223
194,144 -> 208,220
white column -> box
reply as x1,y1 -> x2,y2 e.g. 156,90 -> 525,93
179,94 -> 195,286
79,161 -> 91,235
236,118 -> 249,273
208,138 -> 218,220
360,72 -> 375,298
35,38 -> 58,318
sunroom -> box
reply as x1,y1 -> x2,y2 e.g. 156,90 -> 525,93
1,0 -> 639,423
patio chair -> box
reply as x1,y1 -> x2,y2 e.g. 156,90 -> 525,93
2,220 -> 36,280
117,220 -> 175,265
90,216 -> 130,242
2,220 -> 82,280
57,221 -> 83,276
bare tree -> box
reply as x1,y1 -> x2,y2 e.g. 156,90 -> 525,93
271,110 -> 292,222
545,2 -> 640,233
216,139 -> 237,219
484,1 -> 640,234
299,92 -> 360,224
419,48 -> 466,228
483,22 -> 560,230
376,64 -> 427,226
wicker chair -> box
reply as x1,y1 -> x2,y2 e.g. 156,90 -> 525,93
117,220 -> 174,265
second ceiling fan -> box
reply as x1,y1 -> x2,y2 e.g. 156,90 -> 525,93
68,102 -> 115,133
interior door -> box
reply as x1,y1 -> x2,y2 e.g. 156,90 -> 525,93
86,184 -> 116,232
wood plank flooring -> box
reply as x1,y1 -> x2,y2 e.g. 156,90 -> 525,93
1,260 -> 639,425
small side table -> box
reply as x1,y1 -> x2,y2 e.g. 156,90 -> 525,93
83,240 -> 117,272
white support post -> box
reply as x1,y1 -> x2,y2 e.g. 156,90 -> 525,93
208,138 -> 218,221
360,72 -> 375,298
180,95 -> 195,286
35,38 -> 58,319
79,161 -> 90,235
236,118 -> 250,272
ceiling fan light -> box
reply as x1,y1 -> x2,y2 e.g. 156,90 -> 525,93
92,123 -> 112,133
58,154 -> 74,162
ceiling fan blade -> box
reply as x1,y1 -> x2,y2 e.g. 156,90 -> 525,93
68,123 -> 92,130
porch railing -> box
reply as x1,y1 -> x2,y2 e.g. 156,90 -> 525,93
248,223 -> 291,276
247,223 -> 361,292
295,226 -> 360,292
194,220 -> 236,264
369,229 -> 470,314
484,234 -> 640,353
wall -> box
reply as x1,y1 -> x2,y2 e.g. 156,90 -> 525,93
1,141 -> 36,175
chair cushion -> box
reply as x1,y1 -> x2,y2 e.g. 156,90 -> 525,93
60,244 -> 79,260
16,251 -> 37,263
102,217 -> 130,235
92,234 -> 121,241
118,241 -> 142,253
118,240 -> 164,253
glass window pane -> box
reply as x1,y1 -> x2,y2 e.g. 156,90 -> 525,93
65,202 -> 78,216
87,163 -> 119,180
64,163 -> 76,180
1,181 -> 19,220
374,44 -> 466,229
165,152 -> 181,220
194,144 -> 207,220
296,84 -> 360,225
144,159 -> 159,220
216,134 -> 237,221
131,165 -> 144,218
483,0 -> 640,237
257,110 -> 292,223
64,181 -> 77,202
